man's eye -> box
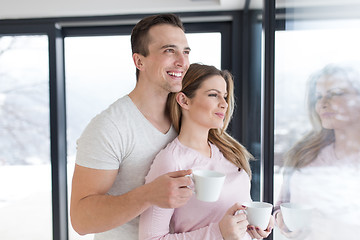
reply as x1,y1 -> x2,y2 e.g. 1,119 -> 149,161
165,49 -> 175,53
184,50 -> 190,55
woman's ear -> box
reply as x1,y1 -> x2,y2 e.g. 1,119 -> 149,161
133,53 -> 144,71
176,92 -> 190,110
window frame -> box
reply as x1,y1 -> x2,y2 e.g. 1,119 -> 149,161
0,11 -> 245,240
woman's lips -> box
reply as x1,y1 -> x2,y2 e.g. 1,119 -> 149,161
215,113 -> 225,119
320,112 -> 336,118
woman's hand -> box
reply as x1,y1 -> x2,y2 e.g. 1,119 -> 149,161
246,215 -> 274,239
219,203 -> 249,240
274,211 -> 309,239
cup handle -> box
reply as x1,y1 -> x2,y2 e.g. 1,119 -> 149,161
235,209 -> 246,216
185,174 -> 195,193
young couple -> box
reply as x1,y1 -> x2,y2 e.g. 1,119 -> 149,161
70,13 -> 274,240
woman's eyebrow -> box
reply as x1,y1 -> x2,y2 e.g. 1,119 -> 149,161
205,89 -> 227,95
205,89 -> 221,93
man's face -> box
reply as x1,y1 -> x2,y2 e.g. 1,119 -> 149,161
139,24 -> 190,94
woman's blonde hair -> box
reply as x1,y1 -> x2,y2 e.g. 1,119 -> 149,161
284,64 -> 359,169
167,63 -> 253,178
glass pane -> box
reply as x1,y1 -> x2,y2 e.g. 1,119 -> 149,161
186,32 -> 221,69
65,32 -> 221,239
65,35 -> 135,239
274,6 -> 360,240
0,35 -> 51,239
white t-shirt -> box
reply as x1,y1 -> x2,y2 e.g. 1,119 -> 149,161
76,95 -> 177,240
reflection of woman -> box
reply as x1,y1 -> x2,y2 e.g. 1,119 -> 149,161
274,64 -> 360,239
139,63 -> 274,239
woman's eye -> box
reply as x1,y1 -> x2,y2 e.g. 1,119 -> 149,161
330,91 -> 345,97
208,93 -> 217,97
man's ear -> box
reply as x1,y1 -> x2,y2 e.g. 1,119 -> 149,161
133,53 -> 144,71
176,92 -> 190,110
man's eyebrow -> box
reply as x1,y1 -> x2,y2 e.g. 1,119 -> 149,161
161,44 -> 191,51
161,44 -> 176,49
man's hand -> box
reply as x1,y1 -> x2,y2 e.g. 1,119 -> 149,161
145,169 -> 193,209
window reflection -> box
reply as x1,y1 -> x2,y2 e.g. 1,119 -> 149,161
274,18 -> 360,240
0,35 -> 51,239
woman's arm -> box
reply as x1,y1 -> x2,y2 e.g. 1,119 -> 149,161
139,203 -> 252,240
139,205 -> 223,240
139,148 -> 224,240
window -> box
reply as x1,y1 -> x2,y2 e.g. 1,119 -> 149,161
273,18 -> 360,240
0,35 -> 51,239
64,32 -> 221,240
0,12 -> 241,239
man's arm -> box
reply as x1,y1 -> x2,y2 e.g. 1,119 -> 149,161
70,164 -> 192,235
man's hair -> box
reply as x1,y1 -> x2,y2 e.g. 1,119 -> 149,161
131,14 -> 185,80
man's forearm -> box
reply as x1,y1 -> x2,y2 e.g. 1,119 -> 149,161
71,184 -> 151,235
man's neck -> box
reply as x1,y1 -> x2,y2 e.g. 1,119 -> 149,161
128,84 -> 171,134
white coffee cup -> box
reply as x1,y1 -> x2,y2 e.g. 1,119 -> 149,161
191,169 -> 226,202
242,201 -> 273,230
280,202 -> 312,231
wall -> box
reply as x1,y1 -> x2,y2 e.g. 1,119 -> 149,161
0,0 -> 263,20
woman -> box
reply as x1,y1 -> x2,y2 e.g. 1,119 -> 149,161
139,63 -> 274,240
274,64 -> 360,239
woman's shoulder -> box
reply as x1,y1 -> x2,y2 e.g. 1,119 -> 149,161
309,143 -> 336,167
154,139 -> 181,163
145,138 -> 184,182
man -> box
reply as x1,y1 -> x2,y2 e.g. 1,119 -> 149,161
70,14 -> 193,239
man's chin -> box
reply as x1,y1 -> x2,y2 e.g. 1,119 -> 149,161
170,84 -> 183,93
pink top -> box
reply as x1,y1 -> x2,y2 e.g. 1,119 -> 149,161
274,143 -> 360,239
139,137 -> 252,240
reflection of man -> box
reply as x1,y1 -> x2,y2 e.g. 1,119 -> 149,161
70,14 -> 193,239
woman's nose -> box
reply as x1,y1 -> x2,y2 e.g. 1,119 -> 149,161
220,98 -> 228,109
318,96 -> 330,108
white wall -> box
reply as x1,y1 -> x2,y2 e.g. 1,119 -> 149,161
1,0 -> 359,20
0,0 -> 263,20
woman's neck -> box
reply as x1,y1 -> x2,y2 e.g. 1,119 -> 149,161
178,127 -> 211,158
334,129 -> 360,159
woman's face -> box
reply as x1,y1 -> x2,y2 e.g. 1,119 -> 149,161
185,75 -> 228,130
315,75 -> 360,130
